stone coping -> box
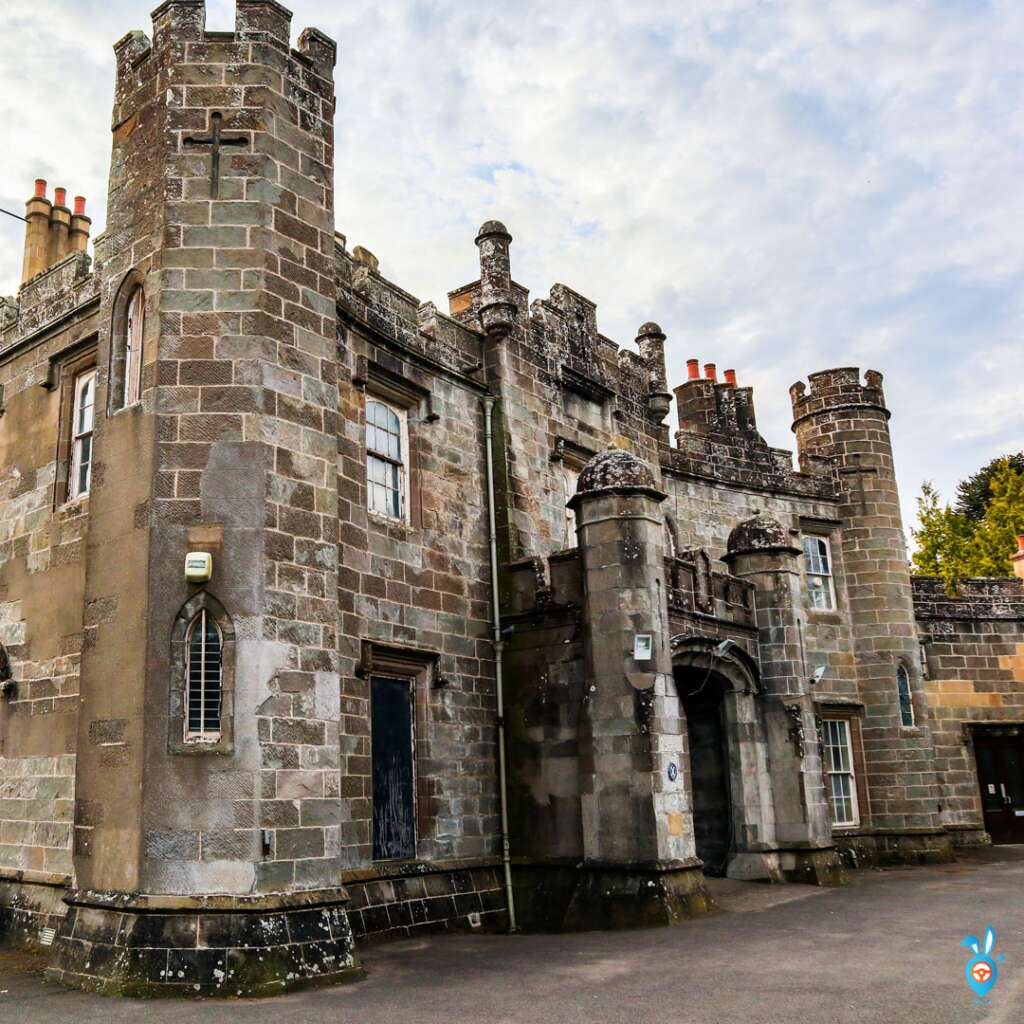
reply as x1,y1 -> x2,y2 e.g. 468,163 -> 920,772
63,885 -> 351,913
0,868 -> 72,888
341,856 -> 503,884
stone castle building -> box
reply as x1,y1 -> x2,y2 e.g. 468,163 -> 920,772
0,0 -> 1022,997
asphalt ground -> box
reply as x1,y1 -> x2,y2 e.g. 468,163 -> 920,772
2,845 -> 1022,1024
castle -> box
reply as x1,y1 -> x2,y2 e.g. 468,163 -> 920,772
0,0 -> 1022,998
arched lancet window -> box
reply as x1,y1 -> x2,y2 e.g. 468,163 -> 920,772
185,609 -> 222,740
110,271 -> 146,411
897,664 -> 915,727
123,286 -> 145,407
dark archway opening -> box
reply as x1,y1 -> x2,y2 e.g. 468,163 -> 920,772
679,669 -> 732,877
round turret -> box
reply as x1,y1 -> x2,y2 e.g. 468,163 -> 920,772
576,449 -> 656,494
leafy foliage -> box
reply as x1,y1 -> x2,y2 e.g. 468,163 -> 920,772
955,451 -> 1024,522
911,459 -> 1024,592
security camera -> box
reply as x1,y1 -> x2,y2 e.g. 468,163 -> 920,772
809,665 -> 827,685
714,639 -> 738,658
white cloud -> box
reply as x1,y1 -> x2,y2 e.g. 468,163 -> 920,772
1,0 -> 1021,532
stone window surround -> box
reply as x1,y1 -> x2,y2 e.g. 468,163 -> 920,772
897,661 -> 918,729
816,703 -> 870,832
355,359 -> 434,530
52,339 -> 98,509
366,394 -> 410,524
549,435 -> 595,549
168,591 -> 236,756
800,526 -> 839,614
357,640 -> 442,863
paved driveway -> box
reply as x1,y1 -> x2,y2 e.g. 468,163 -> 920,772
2,846 -> 1022,1024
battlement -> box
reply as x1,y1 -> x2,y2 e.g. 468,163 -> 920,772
789,366 -> 888,427
112,2 -> 335,127
912,576 -> 1024,621
664,358 -> 837,498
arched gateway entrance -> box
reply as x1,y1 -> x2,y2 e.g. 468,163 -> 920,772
672,636 -> 774,879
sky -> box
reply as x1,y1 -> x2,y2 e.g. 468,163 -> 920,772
1,0 -> 1022,538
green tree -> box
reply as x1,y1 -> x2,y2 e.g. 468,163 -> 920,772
955,451 -> 1024,522
964,460 -> 1024,575
911,459 -> 1024,592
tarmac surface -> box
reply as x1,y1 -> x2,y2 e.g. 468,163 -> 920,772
2,845 -> 1022,1024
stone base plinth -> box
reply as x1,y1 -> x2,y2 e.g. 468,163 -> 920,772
776,847 -> 846,886
46,888 -> 363,997
0,871 -> 70,951
833,828 -> 954,869
344,858 -> 509,943
513,860 -> 715,933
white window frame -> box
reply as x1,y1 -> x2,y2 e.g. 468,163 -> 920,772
366,395 -> 409,523
68,369 -> 96,500
184,608 -> 223,742
802,534 -> 836,611
123,286 -> 145,408
897,664 -> 916,727
822,717 -> 860,827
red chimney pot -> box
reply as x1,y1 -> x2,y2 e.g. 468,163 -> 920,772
724,369 -> 737,387
686,358 -> 700,381
73,196 -> 86,216
54,187 -> 67,208
704,363 -> 717,383
33,179 -> 47,198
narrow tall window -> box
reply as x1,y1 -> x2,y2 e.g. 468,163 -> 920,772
802,534 -> 836,610
562,465 -> 580,546
185,608 -> 222,740
897,665 -> 916,727
123,287 -> 145,407
366,397 -> 407,520
68,369 -> 96,499
822,718 -> 859,826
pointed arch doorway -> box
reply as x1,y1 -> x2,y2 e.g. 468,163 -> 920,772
672,635 -> 772,879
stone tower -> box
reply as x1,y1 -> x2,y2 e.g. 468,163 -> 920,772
48,1 -> 359,995
790,368 -> 948,860
564,449 -> 709,928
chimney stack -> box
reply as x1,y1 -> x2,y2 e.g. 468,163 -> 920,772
21,179 -> 52,284
704,362 -> 717,383
686,358 -> 700,380
1012,535 -> 1024,582
48,187 -> 72,265
19,180 -> 90,285
69,197 -> 91,254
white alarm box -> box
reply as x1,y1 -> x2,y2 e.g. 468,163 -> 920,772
185,551 -> 213,583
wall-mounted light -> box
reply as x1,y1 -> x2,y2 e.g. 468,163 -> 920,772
714,638 -> 737,658
809,665 -> 827,686
185,551 -> 213,584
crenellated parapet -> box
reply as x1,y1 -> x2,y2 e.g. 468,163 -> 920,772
335,237 -> 484,382
666,360 -> 837,498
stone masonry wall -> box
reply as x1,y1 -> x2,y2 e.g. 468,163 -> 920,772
913,577 -> 1024,830
334,243 -> 501,868
0,271 -> 99,888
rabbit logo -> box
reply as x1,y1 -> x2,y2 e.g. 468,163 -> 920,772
960,926 -> 1003,1003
